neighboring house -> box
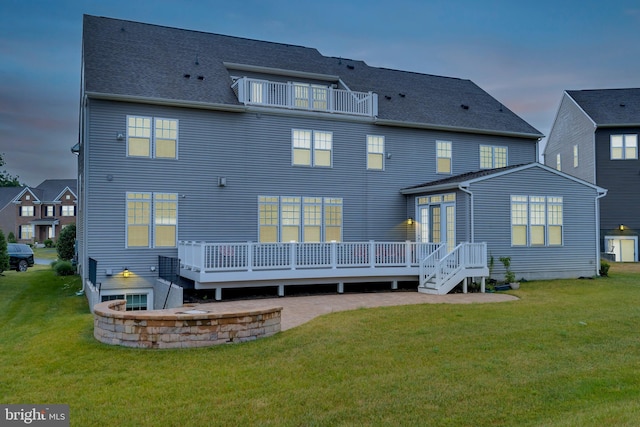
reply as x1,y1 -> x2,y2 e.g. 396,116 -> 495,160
78,15 -> 605,311
544,88 -> 640,261
0,180 -> 77,244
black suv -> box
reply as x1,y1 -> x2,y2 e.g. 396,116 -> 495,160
7,243 -> 35,272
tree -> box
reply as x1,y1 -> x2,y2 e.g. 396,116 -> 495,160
0,230 -> 9,274
0,153 -> 22,187
7,231 -> 16,243
57,224 -> 76,261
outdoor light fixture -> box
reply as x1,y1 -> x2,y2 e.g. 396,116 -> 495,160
123,267 -> 131,278
619,224 -> 625,231
116,132 -> 125,141
407,217 -> 414,226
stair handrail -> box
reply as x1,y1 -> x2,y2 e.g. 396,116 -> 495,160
419,242 -> 447,287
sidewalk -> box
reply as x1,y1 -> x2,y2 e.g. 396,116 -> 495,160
194,291 -> 518,331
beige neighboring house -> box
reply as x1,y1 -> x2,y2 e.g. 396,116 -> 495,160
0,179 -> 77,244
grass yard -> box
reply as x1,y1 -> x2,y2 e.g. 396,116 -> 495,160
1,264 -> 639,426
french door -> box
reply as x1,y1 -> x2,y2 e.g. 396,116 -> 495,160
418,202 -> 455,252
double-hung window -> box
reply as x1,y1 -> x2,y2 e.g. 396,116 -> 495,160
46,206 -> 54,217
126,192 -> 177,248
20,206 -> 34,216
19,225 -> 34,240
367,135 -> 385,170
436,141 -> 452,174
258,196 -> 342,242
573,144 -> 579,167
610,134 -> 638,160
127,116 -> 178,159
292,129 -> 332,167
511,195 -> 563,247
61,205 -> 75,216
480,145 -> 507,169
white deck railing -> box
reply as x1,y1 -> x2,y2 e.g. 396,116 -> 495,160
231,77 -> 378,117
179,241 -> 439,273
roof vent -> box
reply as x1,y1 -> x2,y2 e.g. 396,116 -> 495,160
183,74 -> 191,79
399,93 -> 406,97
347,64 -> 355,70
461,104 -> 469,110
620,103 -> 626,107
385,95 -> 391,100
197,75 -> 205,80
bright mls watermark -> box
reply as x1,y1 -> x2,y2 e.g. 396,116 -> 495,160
1,405 -> 69,426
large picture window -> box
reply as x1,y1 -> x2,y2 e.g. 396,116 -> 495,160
127,116 -> 178,159
258,196 -> 342,242
511,195 -> 563,247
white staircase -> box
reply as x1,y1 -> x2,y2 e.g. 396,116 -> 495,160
418,242 -> 489,295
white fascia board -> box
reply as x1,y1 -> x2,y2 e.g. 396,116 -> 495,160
374,118 -> 543,140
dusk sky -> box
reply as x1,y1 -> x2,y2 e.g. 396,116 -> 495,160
1,0 -> 639,186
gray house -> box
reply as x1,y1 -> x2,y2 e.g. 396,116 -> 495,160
78,15 -> 605,310
544,88 -> 640,261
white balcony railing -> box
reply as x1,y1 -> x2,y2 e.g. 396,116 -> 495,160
179,241 -> 438,273
231,77 -> 378,117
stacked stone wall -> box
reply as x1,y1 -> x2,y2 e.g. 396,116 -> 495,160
94,300 -> 281,348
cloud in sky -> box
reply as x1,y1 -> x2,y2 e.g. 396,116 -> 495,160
1,0 -> 639,185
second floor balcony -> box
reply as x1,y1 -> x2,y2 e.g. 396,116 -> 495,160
231,77 -> 378,117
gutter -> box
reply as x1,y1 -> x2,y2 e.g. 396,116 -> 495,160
85,92 -> 247,113
374,118 -> 543,140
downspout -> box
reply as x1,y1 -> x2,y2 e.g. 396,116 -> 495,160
458,184 -> 474,243
595,188 -> 608,276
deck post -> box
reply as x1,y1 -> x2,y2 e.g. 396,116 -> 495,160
405,241 -> 412,267
463,277 -> 468,294
337,282 -> 344,293
215,287 -> 222,301
247,241 -> 253,271
331,240 -> 337,269
369,240 -> 375,268
481,277 -> 486,293
278,284 -> 284,297
289,241 -> 296,270
391,280 -> 398,290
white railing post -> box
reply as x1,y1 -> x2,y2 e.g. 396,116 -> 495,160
405,240 -> 412,267
329,86 -> 335,113
331,240 -> 337,269
247,241 -> 253,271
369,240 -> 375,268
200,242 -> 206,270
289,241 -> 297,270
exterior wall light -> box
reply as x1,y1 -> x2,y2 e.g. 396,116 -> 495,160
619,224 -> 625,231
407,217 -> 414,226
123,267 -> 131,278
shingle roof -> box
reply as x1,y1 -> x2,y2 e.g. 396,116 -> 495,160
0,187 -> 23,210
82,15 -> 542,139
567,88 -> 640,126
33,179 -> 77,201
401,164 -> 526,192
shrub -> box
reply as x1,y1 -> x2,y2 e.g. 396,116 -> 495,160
0,230 -> 9,274
7,231 -> 16,243
44,239 -> 54,248
600,259 -> 610,277
54,260 -> 75,276
57,224 -> 76,261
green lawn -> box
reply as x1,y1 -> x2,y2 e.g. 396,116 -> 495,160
1,265 -> 639,426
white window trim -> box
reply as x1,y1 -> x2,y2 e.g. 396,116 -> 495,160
436,140 -> 452,174
126,192 -> 178,249
510,195 -> 563,248
610,134 -> 638,160
366,135 -> 385,171
100,289 -> 154,311
291,129 -> 333,168
126,115 -> 179,160
479,145 -> 508,169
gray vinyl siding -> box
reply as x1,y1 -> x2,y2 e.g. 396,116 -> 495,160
544,94 -> 596,183
595,126 -> 640,245
82,99 -> 538,290
470,167 -> 599,280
